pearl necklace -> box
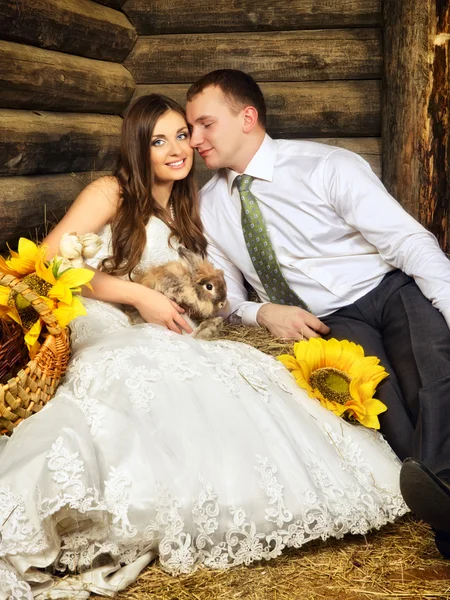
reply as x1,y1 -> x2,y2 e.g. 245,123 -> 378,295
169,199 -> 175,223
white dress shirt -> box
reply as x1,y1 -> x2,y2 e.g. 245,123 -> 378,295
199,135 -> 450,328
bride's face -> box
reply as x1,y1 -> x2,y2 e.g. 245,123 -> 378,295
150,110 -> 194,184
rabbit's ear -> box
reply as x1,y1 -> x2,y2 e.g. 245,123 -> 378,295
178,247 -> 202,268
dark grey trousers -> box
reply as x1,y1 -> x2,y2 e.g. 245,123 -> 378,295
322,270 -> 450,474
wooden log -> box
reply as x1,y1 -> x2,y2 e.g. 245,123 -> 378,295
124,29 -> 381,84
123,0 -> 381,34
0,41 -> 135,114
91,0 -> 127,9
195,138 -> 382,188
130,81 -> 381,137
0,0 -> 137,63
383,0 -> 449,251
0,172 -> 110,250
0,110 -> 122,176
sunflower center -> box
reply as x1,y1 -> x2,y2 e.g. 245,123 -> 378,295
309,367 -> 352,404
8,273 -> 52,330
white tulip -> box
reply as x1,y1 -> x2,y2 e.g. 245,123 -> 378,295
70,257 -> 85,269
58,232 -> 82,260
53,257 -> 73,277
80,233 -> 102,258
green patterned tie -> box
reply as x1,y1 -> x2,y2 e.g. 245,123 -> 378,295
236,175 -> 310,310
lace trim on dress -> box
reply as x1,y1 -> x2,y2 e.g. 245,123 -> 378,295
0,559 -> 33,600
0,428 -> 407,583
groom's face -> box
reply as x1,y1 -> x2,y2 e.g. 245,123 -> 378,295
186,86 -> 245,171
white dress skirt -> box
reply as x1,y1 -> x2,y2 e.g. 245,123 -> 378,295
0,218 -> 408,599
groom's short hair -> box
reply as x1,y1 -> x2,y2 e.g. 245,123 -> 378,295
187,69 -> 267,128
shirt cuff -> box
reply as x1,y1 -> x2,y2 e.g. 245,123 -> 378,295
238,301 -> 269,326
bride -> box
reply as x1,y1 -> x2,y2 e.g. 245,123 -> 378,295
0,95 -> 407,599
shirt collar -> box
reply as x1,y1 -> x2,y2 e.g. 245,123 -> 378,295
226,134 -> 277,195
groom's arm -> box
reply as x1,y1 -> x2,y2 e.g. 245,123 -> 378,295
326,149 -> 450,329
205,234 -> 266,324
206,236 -> 329,337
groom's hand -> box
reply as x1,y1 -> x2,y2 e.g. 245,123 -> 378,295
256,304 -> 330,340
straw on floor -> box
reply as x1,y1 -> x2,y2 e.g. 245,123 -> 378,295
114,325 -> 450,600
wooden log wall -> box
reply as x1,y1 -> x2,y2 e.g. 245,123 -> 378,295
0,0 -> 137,250
383,0 -> 449,253
2,0 -> 390,250
122,0 -> 383,185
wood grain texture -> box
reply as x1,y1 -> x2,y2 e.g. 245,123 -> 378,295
130,81 -> 381,137
0,41 -> 136,114
0,110 -> 121,176
123,0 -> 381,34
383,0 -> 449,250
0,0 -> 137,62
0,172 -> 110,249
124,29 -> 382,84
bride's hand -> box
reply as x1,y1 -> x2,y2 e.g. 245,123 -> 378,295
134,286 -> 193,334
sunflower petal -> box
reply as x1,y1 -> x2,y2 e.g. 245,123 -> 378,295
277,354 -> 299,371
35,254 -> 55,284
53,297 -> 87,327
0,255 -> 21,277
301,338 -> 324,372
323,337 -> 343,368
24,318 -> 42,350
7,238 -> 40,274
58,267 -> 95,289
49,280 -> 73,305
0,285 -> 10,306
362,397 -> 388,416
344,399 -> 366,421
321,397 -> 348,417
278,354 -> 312,389
359,413 -> 382,430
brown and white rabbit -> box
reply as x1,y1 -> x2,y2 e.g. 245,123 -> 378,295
136,247 -> 228,340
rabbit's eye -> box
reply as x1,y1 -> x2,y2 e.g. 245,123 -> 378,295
206,283 -> 213,291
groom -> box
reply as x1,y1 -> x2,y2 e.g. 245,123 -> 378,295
185,69 -> 450,554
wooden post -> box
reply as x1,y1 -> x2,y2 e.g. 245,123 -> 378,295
383,0 -> 449,252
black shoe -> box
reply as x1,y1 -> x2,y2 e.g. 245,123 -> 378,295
400,458 -> 450,532
435,530 -> 450,558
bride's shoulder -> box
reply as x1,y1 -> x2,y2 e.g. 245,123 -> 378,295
87,175 -> 121,200
78,176 -> 121,217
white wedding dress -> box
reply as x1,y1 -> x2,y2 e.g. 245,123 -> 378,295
0,218 -> 408,600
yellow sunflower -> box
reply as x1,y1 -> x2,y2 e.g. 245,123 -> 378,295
278,338 -> 388,429
1,237 -> 47,277
36,254 -> 94,307
0,238 -> 95,350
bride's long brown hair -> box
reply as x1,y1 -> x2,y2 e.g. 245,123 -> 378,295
101,94 -> 207,277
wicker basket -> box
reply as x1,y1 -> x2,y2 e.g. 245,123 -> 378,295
0,272 -> 71,435
0,318 -> 28,384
